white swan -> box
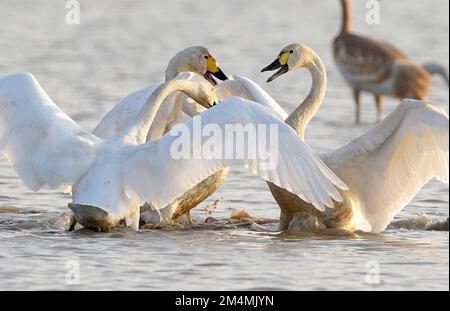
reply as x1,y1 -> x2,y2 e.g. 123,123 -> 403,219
92,47 -> 289,225
141,74 -> 291,224
0,72 -> 347,231
93,46 -> 228,139
260,44 -> 449,233
92,46 -> 231,225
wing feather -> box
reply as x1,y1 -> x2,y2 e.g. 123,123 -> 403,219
0,73 -> 98,191
122,97 -> 346,212
322,99 -> 449,232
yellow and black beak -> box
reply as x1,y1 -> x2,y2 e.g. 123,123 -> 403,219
261,51 -> 290,82
204,56 -> 228,86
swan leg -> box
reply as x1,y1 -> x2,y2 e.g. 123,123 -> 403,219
279,208 -> 294,231
288,212 -> 326,232
375,94 -> 384,122
68,213 -> 78,231
353,89 -> 361,124
139,202 -> 192,226
139,202 -> 162,225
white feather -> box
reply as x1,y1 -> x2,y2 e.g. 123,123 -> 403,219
0,73 -> 98,191
93,72 -> 194,140
322,99 -> 449,232
1,74 -> 345,230
122,97 -> 346,212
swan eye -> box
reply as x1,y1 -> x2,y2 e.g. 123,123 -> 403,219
290,50 -> 294,54
204,55 -> 209,59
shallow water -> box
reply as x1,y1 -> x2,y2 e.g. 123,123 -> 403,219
0,0 -> 448,290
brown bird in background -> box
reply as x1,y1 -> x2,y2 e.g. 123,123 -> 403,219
334,0 -> 449,124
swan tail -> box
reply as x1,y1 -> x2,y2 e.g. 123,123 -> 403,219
423,62 -> 449,87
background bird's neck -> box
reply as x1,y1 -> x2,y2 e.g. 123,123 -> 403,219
285,52 -> 327,141
341,0 -> 352,34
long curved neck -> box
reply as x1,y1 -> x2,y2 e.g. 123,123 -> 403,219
165,53 -> 196,81
117,80 -> 195,144
165,63 -> 190,81
341,0 -> 352,34
285,52 -> 327,141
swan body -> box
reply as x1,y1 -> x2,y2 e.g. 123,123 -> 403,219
0,72 -> 346,231
95,70 -> 290,225
93,46 -> 231,225
151,74 -> 291,222
334,0 -> 449,123
261,44 -> 449,233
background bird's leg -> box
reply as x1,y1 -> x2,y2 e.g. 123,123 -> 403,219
353,89 -> 361,124
375,94 -> 384,123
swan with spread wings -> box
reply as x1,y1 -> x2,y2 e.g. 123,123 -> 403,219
0,72 -> 347,231
260,43 -> 449,232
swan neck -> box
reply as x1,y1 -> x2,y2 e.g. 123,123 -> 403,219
165,65 -> 183,81
341,0 -> 352,34
165,53 -> 196,81
119,80 -> 191,143
285,53 -> 327,140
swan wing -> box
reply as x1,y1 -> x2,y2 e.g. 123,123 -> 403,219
215,75 -> 288,120
122,97 -> 347,212
0,73 -> 98,191
322,99 -> 449,232
93,72 -> 195,139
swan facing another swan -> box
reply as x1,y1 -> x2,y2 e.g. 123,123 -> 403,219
93,46 -> 231,226
0,73 -> 347,231
262,43 -> 449,233
165,46 -> 228,86
92,46 -> 291,227
334,0 -> 449,124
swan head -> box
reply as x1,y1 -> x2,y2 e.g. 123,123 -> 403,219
261,44 -> 313,82
180,81 -> 220,108
166,46 -> 228,86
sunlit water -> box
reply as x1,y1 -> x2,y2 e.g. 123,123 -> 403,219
0,0 -> 448,290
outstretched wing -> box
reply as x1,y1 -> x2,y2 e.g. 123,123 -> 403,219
122,97 -> 347,212
0,73 -> 98,191
322,99 -> 449,232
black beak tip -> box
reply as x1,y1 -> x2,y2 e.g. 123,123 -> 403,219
212,68 -> 229,81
